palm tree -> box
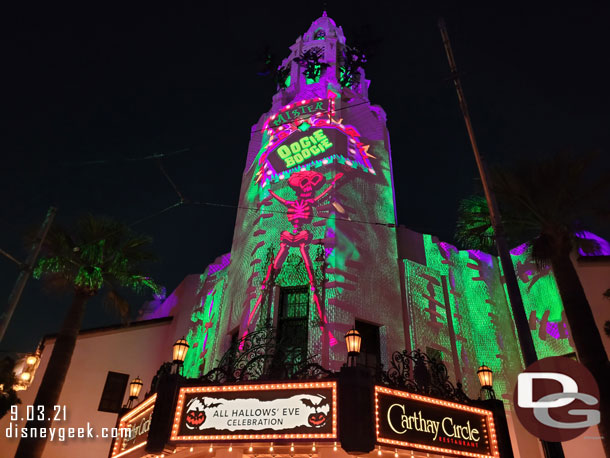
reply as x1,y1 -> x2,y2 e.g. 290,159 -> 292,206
455,152 -> 610,455
15,215 -> 160,458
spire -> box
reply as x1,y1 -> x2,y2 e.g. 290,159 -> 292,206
304,12 -> 343,43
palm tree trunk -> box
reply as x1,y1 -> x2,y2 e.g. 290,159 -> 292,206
15,290 -> 90,458
551,253 -> 610,456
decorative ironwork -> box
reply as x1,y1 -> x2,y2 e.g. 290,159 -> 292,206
147,361 -> 172,396
295,47 -> 328,82
378,349 -> 471,403
198,326 -> 335,383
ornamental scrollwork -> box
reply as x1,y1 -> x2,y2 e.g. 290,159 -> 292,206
378,349 -> 471,404
198,326 -> 335,383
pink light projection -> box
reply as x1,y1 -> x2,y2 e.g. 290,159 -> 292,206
245,170 -> 343,346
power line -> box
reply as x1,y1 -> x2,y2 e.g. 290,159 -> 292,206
64,148 -> 191,167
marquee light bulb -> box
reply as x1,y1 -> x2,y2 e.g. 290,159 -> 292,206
229,445 -> 233,452
209,445 -> 213,452
189,448 -> 193,453
394,449 -> 398,458
333,442 -> 337,451
378,448 -> 382,456
249,445 -> 253,452
290,443 -> 294,452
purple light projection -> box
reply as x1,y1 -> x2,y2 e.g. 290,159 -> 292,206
208,252 -> 231,274
577,231 -> 610,256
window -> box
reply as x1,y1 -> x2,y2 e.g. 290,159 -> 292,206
277,286 -> 309,365
98,371 -> 129,413
355,320 -> 381,371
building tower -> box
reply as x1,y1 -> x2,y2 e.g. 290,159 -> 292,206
211,12 -> 404,372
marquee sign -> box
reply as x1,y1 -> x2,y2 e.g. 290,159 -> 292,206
375,386 -> 499,458
110,394 -> 157,458
171,381 -> 337,442
256,90 -> 376,187
268,99 -> 330,128
267,128 -> 346,172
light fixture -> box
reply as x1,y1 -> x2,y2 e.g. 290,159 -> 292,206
249,445 -> 253,452
129,376 -> 143,399
209,445 -> 214,453
173,338 -> 190,364
394,449 -> 398,458
345,328 -> 362,367
477,364 -> 496,400
20,372 -> 31,381
26,355 -> 38,366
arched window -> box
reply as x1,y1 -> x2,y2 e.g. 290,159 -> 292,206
313,29 -> 326,40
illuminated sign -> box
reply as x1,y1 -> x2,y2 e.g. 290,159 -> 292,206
269,99 -> 330,127
256,90 -> 375,187
375,386 -> 499,458
268,128 -> 346,172
111,394 -> 157,458
171,381 -> 337,442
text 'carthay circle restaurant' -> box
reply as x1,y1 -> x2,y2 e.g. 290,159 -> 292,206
3,13 -> 609,458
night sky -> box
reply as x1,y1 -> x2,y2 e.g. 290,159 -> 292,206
2,2 -> 609,353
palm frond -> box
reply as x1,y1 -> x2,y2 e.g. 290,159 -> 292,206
455,195 -> 496,252
456,151 -> 609,260
31,214 -> 159,311
104,289 -> 131,321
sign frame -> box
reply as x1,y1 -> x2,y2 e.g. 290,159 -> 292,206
374,386 -> 500,458
170,381 -> 338,442
110,394 -> 157,458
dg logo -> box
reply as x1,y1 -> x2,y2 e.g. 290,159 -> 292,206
513,356 -> 600,442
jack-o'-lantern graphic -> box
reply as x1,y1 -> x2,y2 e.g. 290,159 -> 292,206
301,395 -> 329,428
184,398 -> 223,430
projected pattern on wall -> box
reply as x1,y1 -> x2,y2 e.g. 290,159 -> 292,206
182,256 -> 230,378
255,90 -> 376,188
224,89 -> 400,370
404,234 -> 573,401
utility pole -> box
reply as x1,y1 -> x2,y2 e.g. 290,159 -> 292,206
437,19 -> 565,458
0,207 -> 57,342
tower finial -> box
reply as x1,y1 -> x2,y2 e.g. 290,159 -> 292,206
322,10 -> 327,17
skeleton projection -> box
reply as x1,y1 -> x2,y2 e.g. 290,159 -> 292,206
246,170 -> 343,344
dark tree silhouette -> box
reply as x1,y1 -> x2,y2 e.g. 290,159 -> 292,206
456,151 -> 610,455
15,215 -> 160,458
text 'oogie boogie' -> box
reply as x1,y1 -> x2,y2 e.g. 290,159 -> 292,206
276,129 -> 333,168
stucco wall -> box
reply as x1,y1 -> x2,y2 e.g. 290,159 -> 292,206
0,318 -> 172,458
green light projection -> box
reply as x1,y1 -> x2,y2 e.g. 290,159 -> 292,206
182,267 -> 228,378
406,234 -> 573,402
505,248 -> 573,359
